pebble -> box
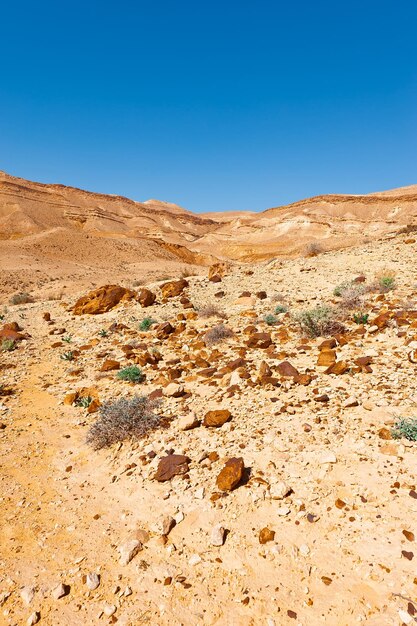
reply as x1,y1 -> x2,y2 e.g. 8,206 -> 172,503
210,524 -> 226,546
86,572 -> 100,590
27,612 -> 40,626
21,586 -> 35,605
118,539 -> 142,565
51,583 -> 68,600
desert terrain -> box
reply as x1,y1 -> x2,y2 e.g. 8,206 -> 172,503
1,174 -> 417,625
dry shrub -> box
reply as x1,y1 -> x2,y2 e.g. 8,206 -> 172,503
294,305 -> 345,338
204,323 -> 234,346
9,292 -> 34,305
198,304 -> 226,319
304,242 -> 324,257
87,395 -> 161,450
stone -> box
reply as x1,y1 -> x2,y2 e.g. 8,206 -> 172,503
104,604 -> 117,616
276,506 -> 291,516
161,279 -> 188,299
269,481 -> 291,499
343,396 -> 359,408
51,583 -> 69,599
163,383 -> 185,398
277,361 -> 299,378
210,524 -> 226,546
209,262 -> 229,282
86,573 -> 100,590
259,527 -> 275,544
137,288 -> 156,307
73,285 -> 136,315
203,409 -> 231,427
246,332 -> 272,349
21,586 -> 35,605
216,457 -> 244,491
325,361 -> 349,375
317,349 -> 336,367
156,322 -> 175,339
100,359 -> 120,372
189,554 -> 202,565
319,452 -> 337,464
154,455 -> 190,481
27,612 -> 40,626
118,539 -> 142,565
177,413 -> 200,431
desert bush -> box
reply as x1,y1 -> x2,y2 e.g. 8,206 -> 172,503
353,312 -> 369,325
333,280 -> 354,297
294,305 -> 345,338
1,339 -> 16,352
305,242 -> 324,257
86,395 -> 161,449
339,286 -> 366,311
117,365 -> 144,383
204,323 -> 234,346
62,335 -> 73,343
198,304 -> 226,319
75,395 -> 93,409
391,418 -> 417,441
264,314 -> 278,326
274,304 -> 288,314
139,317 -> 156,331
9,292 -> 34,305
98,329 -> 108,337
377,271 -> 396,292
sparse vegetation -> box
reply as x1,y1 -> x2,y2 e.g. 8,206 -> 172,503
391,418 -> 417,442
377,272 -> 396,292
62,335 -> 73,343
61,351 -> 74,361
204,323 -> 234,346
305,242 -> 324,257
263,314 -> 278,326
86,395 -> 161,450
274,304 -> 288,314
139,317 -> 156,331
75,395 -> 93,409
198,304 -> 226,319
117,365 -> 144,383
353,312 -> 369,325
98,329 -> 108,337
294,305 -> 345,338
333,280 -> 354,297
1,339 -> 16,352
9,292 -> 34,305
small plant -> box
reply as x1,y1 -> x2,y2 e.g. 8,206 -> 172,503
86,395 -> 161,449
333,280 -> 354,297
264,314 -> 277,326
294,305 -> 345,338
139,317 -> 156,331
75,395 -> 93,409
0,314 -> 5,321
1,339 -> 16,352
274,305 -> 288,314
117,365 -> 144,383
98,329 -> 108,337
378,275 -> 396,292
353,312 -> 369,325
204,324 -> 234,346
62,335 -> 73,343
305,242 -> 324,257
391,418 -> 417,442
61,351 -> 74,361
9,292 -> 34,305
198,304 -> 226,319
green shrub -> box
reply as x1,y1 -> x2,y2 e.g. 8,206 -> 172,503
62,335 -> 73,343
264,314 -> 277,326
61,351 -> 74,361
139,317 -> 156,331
391,418 -> 417,441
98,329 -> 108,337
294,306 -> 345,338
117,365 -> 144,383
86,395 -> 161,449
274,305 -> 288,314
353,312 -> 369,325
75,395 -> 93,409
378,275 -> 396,292
1,339 -> 16,352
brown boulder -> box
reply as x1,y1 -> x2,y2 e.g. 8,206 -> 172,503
137,288 -> 156,307
277,361 -> 299,378
208,262 -> 229,282
160,279 -> 188,299
156,322 -> 175,339
259,528 -> 275,544
100,359 -> 120,372
317,349 -> 336,367
73,285 -> 137,315
325,361 -> 349,375
154,455 -> 190,482
216,457 -> 244,491
203,409 -> 232,427
246,332 -> 272,349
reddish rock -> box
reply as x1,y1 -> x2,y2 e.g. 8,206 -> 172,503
208,262 -> 229,282
277,361 -> 299,378
100,359 -> 120,372
156,322 -> 175,339
137,288 -> 156,307
317,349 -> 336,367
246,332 -> 272,349
154,455 -> 190,481
372,312 -> 391,329
73,285 -> 137,315
325,361 -> 349,375
256,291 -> 267,300
160,279 -> 188,299
203,409 -> 231,427
216,457 -> 244,491
259,527 -> 275,544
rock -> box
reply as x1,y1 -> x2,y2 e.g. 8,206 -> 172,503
209,263 -> 229,282
51,583 -> 69,599
343,396 -> 359,408
210,524 -> 226,546
137,288 -> 156,307
317,349 -> 336,367
86,573 -> 100,590
189,554 -> 202,565
156,322 -> 175,339
378,427 -> 392,440
256,291 -> 267,299
325,361 -> 349,375
259,527 -> 275,544
100,359 -> 120,372
269,481 -> 291,499
216,457 -> 244,491
319,452 -> 337,464
154,455 -> 190,481
161,279 -> 188,299
118,539 -> 142,565
159,515 -> 176,536
246,332 -> 272,349
277,361 -> 299,378
177,413 -> 200,431
21,586 -> 35,605
276,506 -> 291,516
27,612 -> 40,626
163,382 -> 185,398
103,604 -> 117,616
73,285 -> 137,315
203,409 -> 231,427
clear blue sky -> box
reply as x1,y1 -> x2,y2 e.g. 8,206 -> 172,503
1,1 -> 416,212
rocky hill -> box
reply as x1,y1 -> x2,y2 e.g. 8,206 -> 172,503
1,231 -> 417,625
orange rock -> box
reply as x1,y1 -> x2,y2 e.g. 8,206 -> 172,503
325,361 -> 349,375
208,262 -> 229,282
317,349 -> 336,367
73,285 -> 137,315
259,528 -> 275,544
216,457 -> 244,491
137,288 -> 156,307
203,409 -> 232,427
160,279 -> 188,299
100,359 -> 120,372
